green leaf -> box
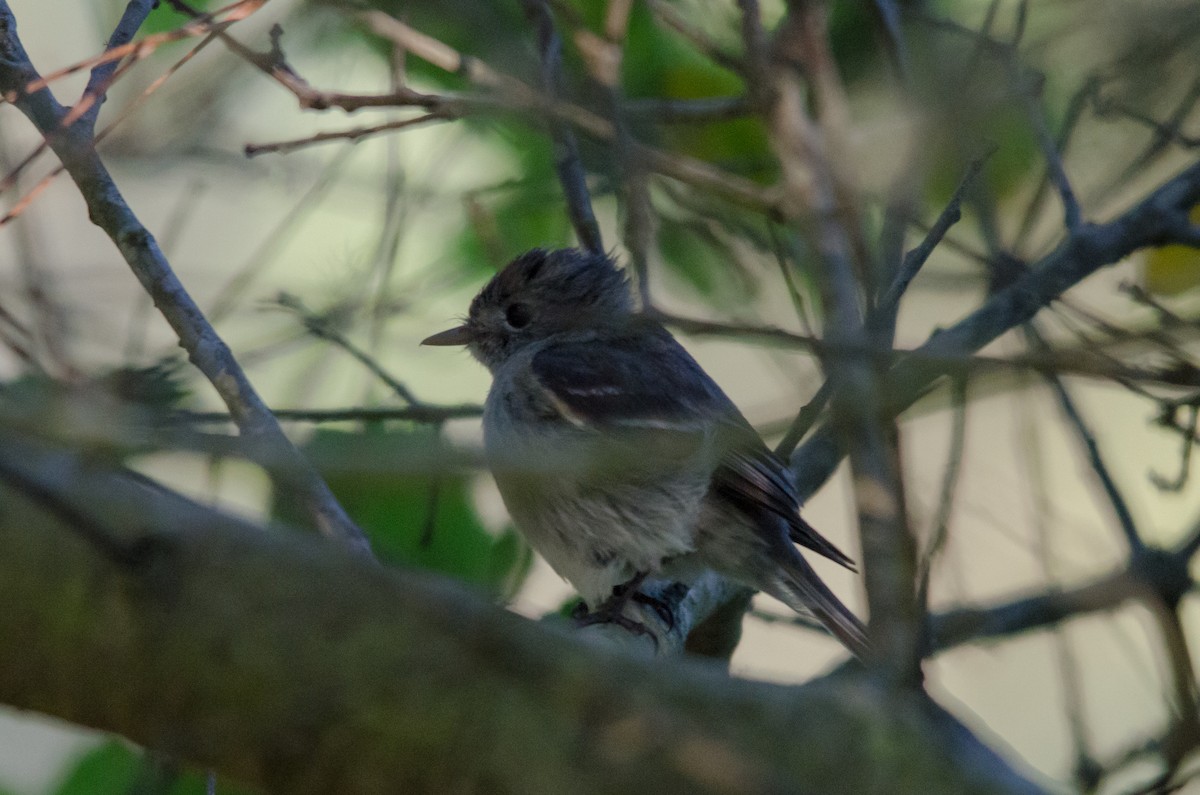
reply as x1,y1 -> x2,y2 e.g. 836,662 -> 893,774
52,741 -> 140,795
1142,205 -> 1200,295
142,0 -> 222,35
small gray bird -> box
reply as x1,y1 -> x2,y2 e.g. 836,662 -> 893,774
423,248 -> 867,657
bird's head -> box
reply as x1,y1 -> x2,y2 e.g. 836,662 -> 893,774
421,248 -> 633,371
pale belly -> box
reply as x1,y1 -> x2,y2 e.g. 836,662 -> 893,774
484,386 -> 708,606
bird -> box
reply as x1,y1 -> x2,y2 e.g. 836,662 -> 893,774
422,247 -> 868,657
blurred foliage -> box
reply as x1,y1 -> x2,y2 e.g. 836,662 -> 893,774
327,0 -> 1057,303
3,359 -> 190,415
276,428 -> 532,602
0,362 -> 190,465
826,0 -> 880,85
314,0 -> 528,90
51,740 -> 258,795
616,3 -> 774,180
1143,204 -> 1200,295
457,134 -> 573,268
905,24 -> 1040,206
91,359 -> 191,410
142,0 -> 221,34
50,742 -> 139,795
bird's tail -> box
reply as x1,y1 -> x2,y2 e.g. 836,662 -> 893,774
765,547 -> 870,659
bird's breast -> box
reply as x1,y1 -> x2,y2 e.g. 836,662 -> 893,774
482,376 -> 708,605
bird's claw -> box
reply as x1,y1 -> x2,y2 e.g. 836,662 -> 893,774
632,591 -> 675,629
574,607 -> 657,645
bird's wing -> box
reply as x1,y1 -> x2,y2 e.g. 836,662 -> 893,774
713,440 -> 856,570
528,328 -> 728,434
531,325 -> 855,570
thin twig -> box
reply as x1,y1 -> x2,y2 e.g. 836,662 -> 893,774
276,295 -> 429,409
773,381 -> 830,459
643,0 -> 743,74
572,0 -> 652,303
1,25 -> 224,229
1151,406 -> 1197,493
1014,76 -> 1096,253
622,96 -> 751,122
916,375 -> 969,641
1099,74 -> 1200,195
652,309 -> 1200,388
870,150 -> 991,345
774,0 -> 920,686
13,0 -> 263,99
770,549 -> 1194,656
1029,326 -> 1144,553
1150,606 -> 1200,779
521,0 -> 603,254
244,112 -> 452,157
1000,28 -> 1083,232
359,11 -> 782,214
180,404 -> 483,425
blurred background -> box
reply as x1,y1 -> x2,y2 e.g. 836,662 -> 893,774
1,0 -> 1199,792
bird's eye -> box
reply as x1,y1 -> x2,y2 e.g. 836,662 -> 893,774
505,302 -> 532,329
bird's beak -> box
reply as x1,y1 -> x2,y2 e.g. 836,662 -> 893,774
421,324 -> 473,346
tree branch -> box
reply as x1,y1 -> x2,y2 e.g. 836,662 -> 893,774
520,0 -> 603,254
771,0 -> 920,686
792,157 -> 1200,500
0,2 -> 371,554
0,433 -> 1045,795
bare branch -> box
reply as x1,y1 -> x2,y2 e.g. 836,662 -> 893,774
357,12 -> 784,213
793,157 -> 1200,501
520,0 -> 603,254
915,376 -> 969,641
275,294 -> 428,410
76,0 -> 157,130
0,1 -> 371,554
181,404 -> 484,425
870,151 -> 991,345
1029,327 -> 1144,552
769,0 -> 920,686
244,112 -> 453,157
929,569 -> 1150,652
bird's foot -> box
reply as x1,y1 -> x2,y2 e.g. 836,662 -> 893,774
631,591 -> 675,629
574,606 -> 657,643
572,573 -> 661,645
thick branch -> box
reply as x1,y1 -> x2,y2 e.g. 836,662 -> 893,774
770,0 -> 920,685
0,436 -> 1044,795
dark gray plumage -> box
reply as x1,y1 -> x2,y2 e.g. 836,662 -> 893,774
423,248 -> 867,657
